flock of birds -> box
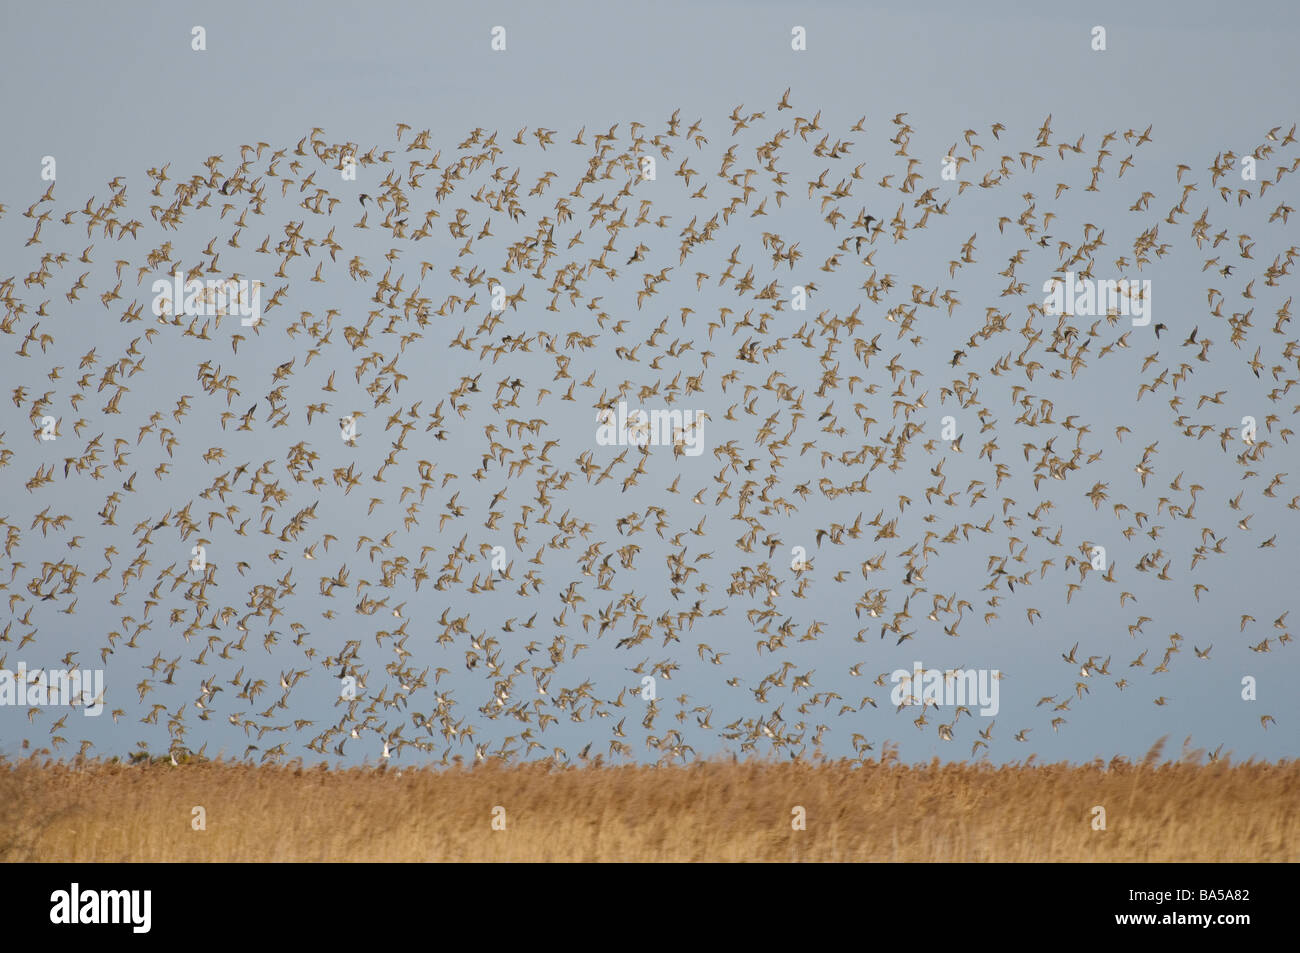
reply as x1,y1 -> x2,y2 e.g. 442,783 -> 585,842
1,88 -> 1296,767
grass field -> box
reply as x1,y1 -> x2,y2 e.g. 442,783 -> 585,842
3,746 -> 1297,861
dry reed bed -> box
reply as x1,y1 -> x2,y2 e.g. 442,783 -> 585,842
3,753 -> 1297,861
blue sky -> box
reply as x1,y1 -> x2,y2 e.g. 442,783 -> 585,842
0,0 -> 1297,767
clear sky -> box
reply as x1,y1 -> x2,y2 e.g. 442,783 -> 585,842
0,0 -> 1297,768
